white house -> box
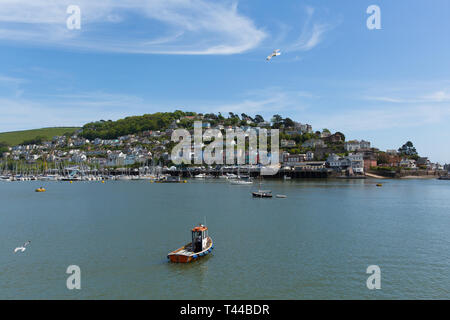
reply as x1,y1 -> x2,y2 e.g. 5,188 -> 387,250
399,158 -> 417,169
348,153 -> 364,173
344,140 -> 371,152
327,153 -> 364,173
302,139 -> 326,149
281,139 -> 296,148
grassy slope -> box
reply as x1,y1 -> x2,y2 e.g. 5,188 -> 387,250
0,127 -> 80,146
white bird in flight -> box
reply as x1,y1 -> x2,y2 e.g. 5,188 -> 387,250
14,241 -> 31,253
266,49 -> 281,61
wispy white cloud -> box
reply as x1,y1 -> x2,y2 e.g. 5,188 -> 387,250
0,0 -> 266,55
285,6 -> 338,53
0,74 -> 25,84
422,90 -> 450,102
364,89 -> 450,104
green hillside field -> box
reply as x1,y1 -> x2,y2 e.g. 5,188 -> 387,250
0,127 -> 80,146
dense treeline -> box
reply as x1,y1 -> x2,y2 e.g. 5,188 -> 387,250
80,111 -> 193,140
79,110 -> 303,140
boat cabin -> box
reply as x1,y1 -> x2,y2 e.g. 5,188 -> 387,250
191,225 -> 208,253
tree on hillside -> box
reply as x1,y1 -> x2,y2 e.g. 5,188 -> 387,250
398,141 -> 418,156
335,132 -> 346,142
283,117 -> 295,128
254,115 -> 264,123
271,114 -> 283,128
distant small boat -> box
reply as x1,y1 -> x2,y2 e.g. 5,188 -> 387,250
154,176 -> 187,183
438,176 -> 450,180
194,174 -> 212,179
167,224 -> 213,263
252,190 -> 273,198
252,175 -> 272,198
376,183 -> 383,187
276,194 -> 287,198
230,179 -> 253,185
35,187 -> 46,192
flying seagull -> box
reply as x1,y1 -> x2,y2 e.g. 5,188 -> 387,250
14,241 -> 31,253
266,49 -> 281,61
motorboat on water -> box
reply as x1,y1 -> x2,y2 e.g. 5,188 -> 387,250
225,173 -> 238,179
167,224 -> 213,263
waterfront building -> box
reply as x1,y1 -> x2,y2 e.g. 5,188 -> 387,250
326,153 -> 364,173
348,153 -> 364,174
283,153 -> 306,166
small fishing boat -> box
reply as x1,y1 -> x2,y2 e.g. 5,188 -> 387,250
376,183 -> 383,187
276,194 -> 287,198
167,224 -> 213,263
438,175 -> 450,180
35,187 -> 46,192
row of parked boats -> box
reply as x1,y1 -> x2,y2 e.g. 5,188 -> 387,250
194,173 -> 255,185
0,174 -> 165,182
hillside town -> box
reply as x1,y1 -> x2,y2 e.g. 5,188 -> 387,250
0,112 -> 448,179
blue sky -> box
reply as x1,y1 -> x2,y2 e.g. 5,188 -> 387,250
0,0 -> 449,162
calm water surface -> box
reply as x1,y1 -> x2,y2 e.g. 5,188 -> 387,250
0,178 -> 449,299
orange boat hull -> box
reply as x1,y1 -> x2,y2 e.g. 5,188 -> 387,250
167,237 -> 213,263
169,255 -> 193,263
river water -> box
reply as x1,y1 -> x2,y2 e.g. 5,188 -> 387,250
0,178 -> 449,299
